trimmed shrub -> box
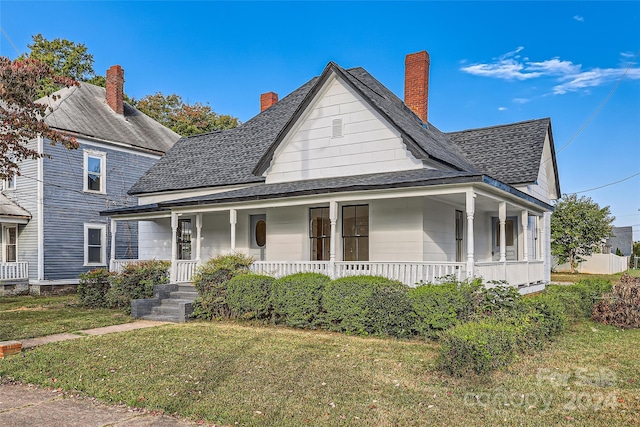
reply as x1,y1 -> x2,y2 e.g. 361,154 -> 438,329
546,278 -> 612,319
323,276 -> 414,337
520,292 -> 567,339
270,273 -> 330,329
409,283 -> 464,339
191,253 -> 253,320
456,278 -> 485,321
438,317 -> 518,376
481,284 -> 521,315
107,260 -> 170,313
227,274 -> 275,320
77,269 -> 114,308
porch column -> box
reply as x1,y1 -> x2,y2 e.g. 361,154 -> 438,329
195,213 -> 202,263
170,212 -> 178,283
329,200 -> 338,279
498,202 -> 507,262
465,191 -> 475,279
229,209 -> 237,252
537,215 -> 543,261
543,212 -> 552,283
521,210 -> 529,262
110,218 -> 117,271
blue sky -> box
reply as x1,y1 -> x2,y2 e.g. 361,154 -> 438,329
2,1 -> 639,239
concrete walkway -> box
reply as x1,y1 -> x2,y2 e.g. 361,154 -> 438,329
2,320 -> 204,426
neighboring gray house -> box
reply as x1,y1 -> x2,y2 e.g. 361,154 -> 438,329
604,226 -> 633,256
0,65 -> 180,294
103,51 -> 560,297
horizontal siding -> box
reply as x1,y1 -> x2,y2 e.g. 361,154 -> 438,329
43,139 -> 159,280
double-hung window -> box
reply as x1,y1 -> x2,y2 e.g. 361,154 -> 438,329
84,150 -> 106,193
309,207 -> 330,261
84,223 -> 107,266
4,226 -> 17,262
342,205 -> 369,261
3,175 -> 15,191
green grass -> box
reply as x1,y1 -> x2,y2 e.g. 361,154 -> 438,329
1,319 -> 638,426
0,294 -> 131,341
551,269 -> 640,284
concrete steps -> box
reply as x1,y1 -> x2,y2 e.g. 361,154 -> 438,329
131,284 -> 198,323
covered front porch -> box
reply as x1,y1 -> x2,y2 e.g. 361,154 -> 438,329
106,183 -> 551,292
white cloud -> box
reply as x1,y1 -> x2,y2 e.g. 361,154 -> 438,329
498,107 -> 507,111
620,51 -> 635,59
460,47 -> 640,95
573,15 -> 584,22
513,98 -> 530,104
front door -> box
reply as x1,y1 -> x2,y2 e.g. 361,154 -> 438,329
250,214 -> 266,261
492,216 -> 518,261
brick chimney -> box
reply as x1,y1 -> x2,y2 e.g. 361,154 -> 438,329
106,65 -> 125,115
404,51 -> 430,123
260,92 -> 278,112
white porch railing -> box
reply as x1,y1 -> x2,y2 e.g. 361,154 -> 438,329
175,260 -> 198,283
250,261 -> 465,287
0,262 -> 28,281
110,259 -> 142,274
474,260 -> 544,286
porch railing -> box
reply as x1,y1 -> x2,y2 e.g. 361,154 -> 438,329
175,260 -> 198,283
110,259 -> 141,274
0,262 -> 28,281
250,261 -> 465,287
474,260 -> 544,286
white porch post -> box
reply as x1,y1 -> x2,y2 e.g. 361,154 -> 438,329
521,210 -> 529,262
195,213 -> 202,263
537,215 -> 543,261
465,191 -> 475,279
110,218 -> 117,271
229,209 -> 237,252
499,202 -> 507,262
543,212 -> 552,283
170,212 -> 178,283
329,200 -> 338,279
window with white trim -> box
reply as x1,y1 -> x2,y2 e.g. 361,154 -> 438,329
84,150 -> 106,193
3,175 -> 16,191
84,223 -> 107,266
3,226 -> 17,262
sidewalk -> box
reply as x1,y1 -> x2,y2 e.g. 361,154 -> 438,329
2,320 -> 202,426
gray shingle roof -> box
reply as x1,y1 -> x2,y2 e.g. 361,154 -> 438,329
0,194 -> 31,219
37,83 -> 180,154
447,118 -> 554,187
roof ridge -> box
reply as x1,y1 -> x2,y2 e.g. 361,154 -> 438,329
447,117 -> 550,134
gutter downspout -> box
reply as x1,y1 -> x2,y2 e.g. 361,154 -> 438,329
37,135 -> 44,283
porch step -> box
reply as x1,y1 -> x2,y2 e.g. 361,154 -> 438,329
132,284 -> 198,323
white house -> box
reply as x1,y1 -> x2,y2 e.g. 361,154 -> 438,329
102,51 -> 561,294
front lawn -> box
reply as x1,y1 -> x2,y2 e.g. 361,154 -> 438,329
551,269 -> 640,284
0,295 -> 131,341
1,320 -> 638,426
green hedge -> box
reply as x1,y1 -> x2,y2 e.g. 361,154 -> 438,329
191,253 -> 253,319
438,317 -> 518,376
77,269 -> 115,308
107,260 -> 170,313
545,279 -> 612,319
323,276 -> 413,337
227,274 -> 275,320
409,283 -> 464,339
270,272 -> 330,329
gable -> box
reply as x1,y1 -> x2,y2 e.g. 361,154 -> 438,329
264,73 -> 424,184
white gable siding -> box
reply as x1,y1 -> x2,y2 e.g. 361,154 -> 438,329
265,75 -> 423,184
515,133 -> 557,204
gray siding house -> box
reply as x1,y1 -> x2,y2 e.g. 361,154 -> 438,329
0,65 -> 180,294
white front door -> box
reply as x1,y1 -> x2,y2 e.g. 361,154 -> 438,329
492,216 -> 518,261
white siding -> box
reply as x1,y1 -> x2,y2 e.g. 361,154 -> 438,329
422,199 -> 456,262
369,198 -> 423,262
265,206 -> 308,261
265,75 -> 423,184
515,133 -> 557,204
473,211 -> 493,262
200,212 -> 232,259
138,219 -> 172,260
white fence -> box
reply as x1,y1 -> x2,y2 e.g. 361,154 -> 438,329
554,254 -> 629,275
0,262 -> 28,281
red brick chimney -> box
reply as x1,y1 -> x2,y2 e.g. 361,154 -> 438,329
106,65 -> 125,115
404,51 -> 430,123
260,92 -> 278,112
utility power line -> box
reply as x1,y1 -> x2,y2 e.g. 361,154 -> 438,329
571,172 -> 640,194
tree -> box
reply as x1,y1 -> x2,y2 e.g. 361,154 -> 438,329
0,57 -> 79,180
134,92 -> 239,136
551,194 -> 614,273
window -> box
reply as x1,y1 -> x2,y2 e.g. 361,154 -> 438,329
455,210 -> 464,262
84,223 -> 107,265
343,205 -> 369,261
4,226 -> 17,262
177,218 -> 192,260
3,175 -> 15,191
310,207 -> 330,260
84,150 -> 106,193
